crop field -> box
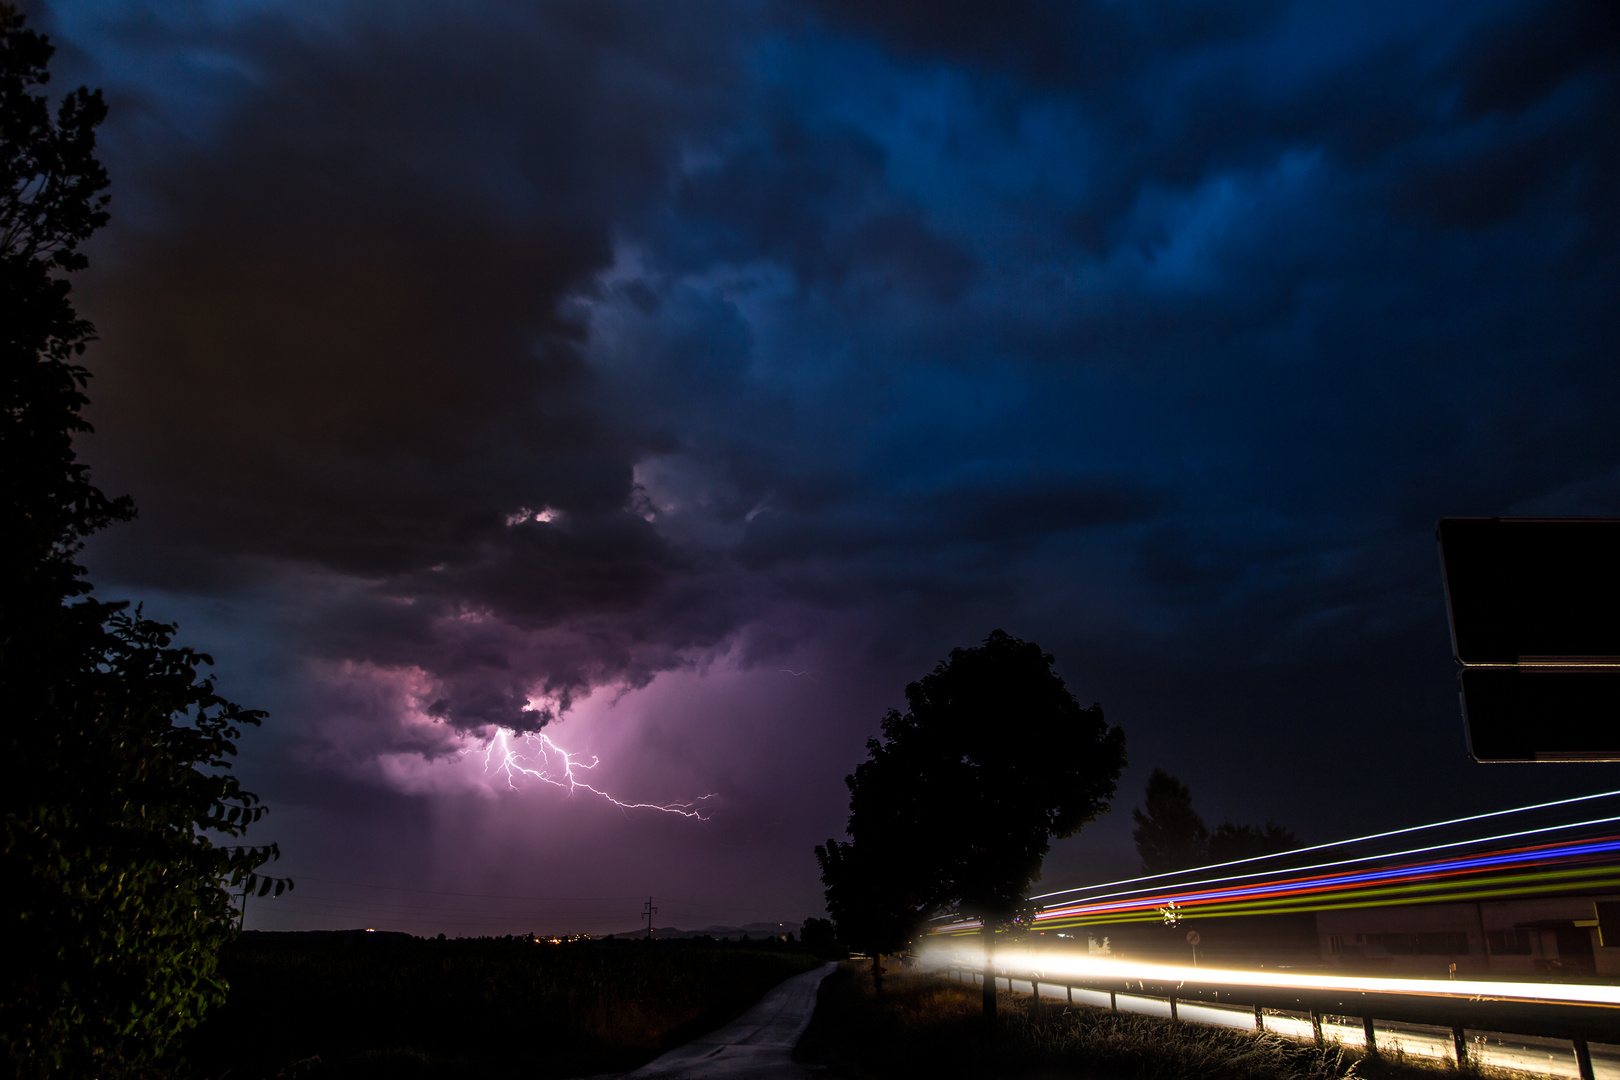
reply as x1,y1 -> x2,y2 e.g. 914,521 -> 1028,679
182,931 -> 823,1079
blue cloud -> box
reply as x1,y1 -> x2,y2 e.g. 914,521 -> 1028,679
50,0 -> 1620,869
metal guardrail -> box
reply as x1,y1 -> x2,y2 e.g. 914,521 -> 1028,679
943,963 -> 1620,1079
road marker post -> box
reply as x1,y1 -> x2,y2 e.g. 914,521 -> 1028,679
1574,1034 -> 1595,1080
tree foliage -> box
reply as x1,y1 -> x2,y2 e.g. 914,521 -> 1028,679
889,630 -> 1127,926
1208,821 -> 1297,865
0,7 -> 284,1075
1130,768 -> 1296,874
1130,769 -> 1208,875
813,837 -> 924,990
817,630 -> 1127,1005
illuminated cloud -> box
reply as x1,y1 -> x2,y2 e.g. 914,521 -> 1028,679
38,0 -> 1620,923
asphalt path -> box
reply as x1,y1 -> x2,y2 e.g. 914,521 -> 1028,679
625,962 -> 838,1080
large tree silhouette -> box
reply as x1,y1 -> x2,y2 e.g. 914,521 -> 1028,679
0,8 -> 284,1076
819,630 -> 1126,1017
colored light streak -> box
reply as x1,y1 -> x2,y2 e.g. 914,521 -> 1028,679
1040,811 -> 1620,914
1039,835 -> 1620,919
917,942 -> 1620,1009
470,729 -> 716,819
933,825 -> 1620,935
1032,788 -> 1620,902
1044,865 -> 1620,927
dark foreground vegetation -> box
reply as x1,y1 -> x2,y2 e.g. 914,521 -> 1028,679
2,7 -> 290,1076
797,964 -> 1532,1080
182,932 -> 824,1080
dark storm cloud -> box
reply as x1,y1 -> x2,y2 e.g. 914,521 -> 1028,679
811,0 -> 1619,250
809,0 -> 1285,92
1454,0 -> 1620,117
737,475 -> 1157,567
660,111 -> 979,301
80,0 -> 756,733
58,0 -> 1620,848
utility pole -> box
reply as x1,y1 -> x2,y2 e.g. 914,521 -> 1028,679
642,896 -> 657,940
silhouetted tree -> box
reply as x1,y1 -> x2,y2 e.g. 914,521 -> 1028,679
799,916 -> 837,956
0,8 -> 284,1076
821,630 -> 1126,1017
1132,769 -> 1297,874
1208,821 -> 1297,864
813,837 -> 924,993
1131,769 -> 1209,874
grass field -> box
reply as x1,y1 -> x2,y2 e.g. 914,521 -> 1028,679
795,962 -> 1545,1080
181,931 -> 824,1080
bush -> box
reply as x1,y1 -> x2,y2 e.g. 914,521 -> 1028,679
0,7 -> 282,1074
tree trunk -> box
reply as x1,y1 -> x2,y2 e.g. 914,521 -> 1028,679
872,953 -> 885,995
982,924 -> 996,1018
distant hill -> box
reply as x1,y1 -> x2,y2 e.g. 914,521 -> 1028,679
611,921 -> 801,941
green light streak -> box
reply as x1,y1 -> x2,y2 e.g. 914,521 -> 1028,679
1033,866 -> 1620,928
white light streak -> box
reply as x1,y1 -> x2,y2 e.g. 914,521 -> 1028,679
1033,788 -> 1620,902
920,942 -> 1620,1008
468,729 -> 716,819
1035,812 -> 1620,915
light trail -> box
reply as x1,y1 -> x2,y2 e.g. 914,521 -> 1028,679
918,943 -> 1620,1009
1038,811 -> 1620,911
1048,865 -> 1620,927
1032,835 -> 1620,922
470,729 -> 717,819
934,802 -> 1620,935
1032,788 -> 1620,902
938,858 -> 1620,933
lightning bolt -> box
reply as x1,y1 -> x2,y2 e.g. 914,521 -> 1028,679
468,729 -> 716,820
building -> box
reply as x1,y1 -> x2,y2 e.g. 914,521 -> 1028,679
1316,895 -> 1620,977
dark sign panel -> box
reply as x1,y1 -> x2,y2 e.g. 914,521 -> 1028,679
1438,518 -> 1620,762
1459,668 -> 1620,762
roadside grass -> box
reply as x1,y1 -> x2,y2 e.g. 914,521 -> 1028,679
182,932 -> 824,1080
795,963 -> 1543,1080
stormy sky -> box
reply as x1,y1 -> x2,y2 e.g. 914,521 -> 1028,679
38,0 -> 1620,934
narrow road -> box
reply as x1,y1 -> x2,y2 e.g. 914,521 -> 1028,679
627,962 -> 838,1080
